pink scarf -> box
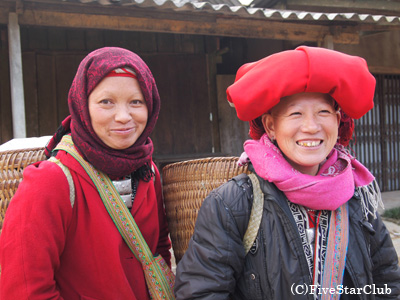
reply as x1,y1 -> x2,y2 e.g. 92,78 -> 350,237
242,134 -> 375,210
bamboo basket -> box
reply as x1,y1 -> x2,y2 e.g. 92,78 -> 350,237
0,148 -> 46,234
162,157 -> 249,263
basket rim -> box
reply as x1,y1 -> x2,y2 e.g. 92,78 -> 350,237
0,147 -> 45,156
162,156 -> 240,172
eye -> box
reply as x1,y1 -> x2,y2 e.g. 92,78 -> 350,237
99,99 -> 112,105
131,99 -> 145,106
319,109 -> 333,115
289,111 -> 301,116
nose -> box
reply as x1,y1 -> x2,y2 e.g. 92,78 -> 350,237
301,113 -> 321,133
114,105 -> 131,123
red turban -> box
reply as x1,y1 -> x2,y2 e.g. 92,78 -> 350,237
226,46 -> 376,144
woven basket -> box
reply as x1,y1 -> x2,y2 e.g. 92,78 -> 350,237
162,157 -> 249,263
0,148 -> 46,233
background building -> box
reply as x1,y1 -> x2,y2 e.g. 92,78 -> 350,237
1,0 -> 399,191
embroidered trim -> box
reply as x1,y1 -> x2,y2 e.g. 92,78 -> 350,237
48,157 -> 75,208
243,173 -> 264,255
54,135 -> 175,300
288,202 -> 314,276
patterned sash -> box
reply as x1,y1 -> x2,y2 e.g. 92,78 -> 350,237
55,135 -> 175,300
289,202 -> 349,300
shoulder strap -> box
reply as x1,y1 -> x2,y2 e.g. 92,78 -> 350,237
53,136 -> 150,259
243,173 -> 264,255
54,135 -> 175,299
48,156 -> 75,208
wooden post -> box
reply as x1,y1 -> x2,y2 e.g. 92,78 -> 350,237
8,12 -> 26,138
323,35 -> 334,49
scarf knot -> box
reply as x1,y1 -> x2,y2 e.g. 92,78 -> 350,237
242,134 -> 380,212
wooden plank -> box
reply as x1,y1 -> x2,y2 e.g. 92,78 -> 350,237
48,28 -> 67,50
181,35 -> 195,53
123,31 -> 140,52
103,30 -> 140,51
0,29 -> 12,143
22,52 -> 39,137
20,27 -> 29,50
156,33 -> 175,53
206,54 -> 220,154
17,9 -> 362,44
66,29 -> 85,50
28,27 -> 48,50
145,55 -> 176,154
139,32 -> 157,52
216,75 -> 249,156
172,34 -> 183,53
205,36 -> 219,54
244,38 -> 283,62
0,5 -> 8,26
86,29 -> 104,51
369,66 -> 400,75
144,54 -> 213,157
55,54 -> 84,123
36,54 -> 58,135
217,37 -> 245,74
104,30 -> 124,48
175,54 -> 212,153
193,35 -> 205,54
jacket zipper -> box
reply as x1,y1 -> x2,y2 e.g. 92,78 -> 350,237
267,197 -> 314,300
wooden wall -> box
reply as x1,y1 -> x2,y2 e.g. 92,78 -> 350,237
0,26 -> 12,144
1,25 -> 399,190
0,26 -> 225,166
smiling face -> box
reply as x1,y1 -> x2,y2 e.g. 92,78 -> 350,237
262,92 -> 341,176
88,76 -> 148,150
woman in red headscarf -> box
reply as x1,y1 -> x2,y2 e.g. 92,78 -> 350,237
175,46 -> 400,300
0,47 -> 172,299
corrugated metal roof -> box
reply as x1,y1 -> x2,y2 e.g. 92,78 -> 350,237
79,0 -> 400,25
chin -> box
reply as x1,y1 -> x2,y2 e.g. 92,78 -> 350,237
107,141 -> 135,150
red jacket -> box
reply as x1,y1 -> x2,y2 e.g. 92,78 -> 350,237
0,150 -> 171,300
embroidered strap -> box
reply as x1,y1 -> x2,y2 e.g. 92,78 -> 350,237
243,173 -> 264,255
48,156 -> 75,208
320,204 -> 348,300
54,135 -> 175,300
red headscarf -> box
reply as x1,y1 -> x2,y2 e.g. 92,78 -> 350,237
46,47 -> 160,178
226,46 -> 376,146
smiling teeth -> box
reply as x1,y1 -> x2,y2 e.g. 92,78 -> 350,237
298,141 -> 320,147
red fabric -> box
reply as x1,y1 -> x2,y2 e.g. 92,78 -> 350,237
106,68 -> 137,79
227,46 -> 375,133
0,151 -> 171,300
46,47 -> 161,178
338,110 -> 355,147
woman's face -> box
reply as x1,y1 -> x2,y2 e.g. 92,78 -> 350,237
88,76 -> 148,150
262,92 -> 340,176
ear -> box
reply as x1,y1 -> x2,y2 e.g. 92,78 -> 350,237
261,113 -> 276,140
336,110 -> 341,128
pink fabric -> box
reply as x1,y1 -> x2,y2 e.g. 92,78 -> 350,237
243,134 -> 375,210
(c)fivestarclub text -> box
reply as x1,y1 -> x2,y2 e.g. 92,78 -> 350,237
291,283 -> 392,296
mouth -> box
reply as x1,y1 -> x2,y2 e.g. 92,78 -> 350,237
112,127 -> 134,134
296,140 -> 323,147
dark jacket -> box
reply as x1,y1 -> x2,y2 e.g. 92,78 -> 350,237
175,173 -> 400,300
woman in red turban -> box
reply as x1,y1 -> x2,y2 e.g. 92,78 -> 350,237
175,46 -> 400,300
